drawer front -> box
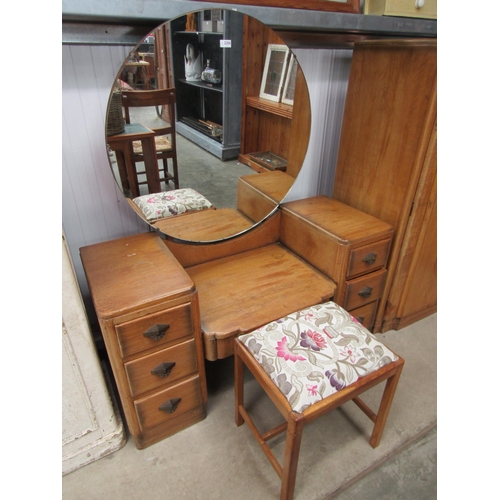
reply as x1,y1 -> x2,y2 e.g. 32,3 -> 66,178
116,303 -> 193,358
343,269 -> 387,311
365,0 -> 437,19
134,375 -> 202,432
347,238 -> 391,279
348,301 -> 378,331
124,339 -> 198,398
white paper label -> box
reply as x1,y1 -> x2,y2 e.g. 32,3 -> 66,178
220,39 -> 231,48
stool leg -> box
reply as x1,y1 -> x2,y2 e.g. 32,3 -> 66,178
280,415 -> 305,500
234,343 -> 244,427
370,362 -> 404,448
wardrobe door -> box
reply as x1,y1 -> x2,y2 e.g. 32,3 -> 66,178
383,125 -> 437,330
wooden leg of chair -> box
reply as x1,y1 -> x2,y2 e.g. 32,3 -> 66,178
280,415 -> 304,500
369,362 -> 404,448
161,158 -> 169,185
123,144 -> 140,198
172,156 -> 179,189
113,150 -> 131,192
234,343 -> 244,427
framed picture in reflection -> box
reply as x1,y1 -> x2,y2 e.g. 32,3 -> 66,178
259,44 -> 290,102
282,55 -> 298,105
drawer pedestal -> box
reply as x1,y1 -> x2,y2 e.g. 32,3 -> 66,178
280,196 -> 393,331
80,233 -> 207,449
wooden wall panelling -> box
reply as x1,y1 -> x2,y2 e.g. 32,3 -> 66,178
239,15 -> 309,176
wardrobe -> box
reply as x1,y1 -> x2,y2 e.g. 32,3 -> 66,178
332,39 -> 437,332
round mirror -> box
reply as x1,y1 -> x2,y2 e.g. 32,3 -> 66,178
105,9 -> 311,243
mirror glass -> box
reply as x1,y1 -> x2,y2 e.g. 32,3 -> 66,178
105,9 -> 311,243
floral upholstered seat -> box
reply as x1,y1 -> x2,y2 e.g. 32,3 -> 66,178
238,301 -> 399,414
132,188 -> 213,222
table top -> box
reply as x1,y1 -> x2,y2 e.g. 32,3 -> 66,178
107,123 -> 155,143
186,243 -> 336,340
281,196 -> 393,244
80,233 -> 194,319
239,171 -> 295,202
153,208 -> 254,242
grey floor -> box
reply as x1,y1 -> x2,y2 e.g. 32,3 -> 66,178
62,314 -> 437,499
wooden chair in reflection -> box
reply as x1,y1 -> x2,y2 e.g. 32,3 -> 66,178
122,88 -> 179,191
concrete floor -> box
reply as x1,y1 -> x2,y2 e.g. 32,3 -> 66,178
62,314 -> 437,499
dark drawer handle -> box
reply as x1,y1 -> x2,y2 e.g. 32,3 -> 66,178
362,253 -> 377,265
143,323 -> 170,341
151,361 -> 176,378
358,286 -> 373,298
159,398 -> 181,414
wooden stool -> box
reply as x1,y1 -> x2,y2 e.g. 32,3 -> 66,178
234,301 -> 404,500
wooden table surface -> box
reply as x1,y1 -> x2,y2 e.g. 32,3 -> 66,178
186,243 -> 336,358
153,208 -> 254,242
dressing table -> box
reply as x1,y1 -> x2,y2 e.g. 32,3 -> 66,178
80,194 -> 397,448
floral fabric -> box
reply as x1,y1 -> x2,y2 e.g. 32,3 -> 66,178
133,188 -> 213,221
238,301 -> 398,413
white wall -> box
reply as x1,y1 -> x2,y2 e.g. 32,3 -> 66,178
62,43 -> 351,314
287,48 -> 352,202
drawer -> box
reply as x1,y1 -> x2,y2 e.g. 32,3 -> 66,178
343,269 -> 387,311
115,303 -> 193,358
347,238 -> 391,279
349,301 -> 378,331
364,0 -> 437,19
124,339 -> 198,398
134,375 -> 202,432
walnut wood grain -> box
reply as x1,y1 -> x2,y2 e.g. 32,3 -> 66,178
80,233 -> 194,319
237,171 -> 295,222
164,210 -> 281,268
154,208 -> 253,242
238,16 -> 310,175
80,232 -> 207,449
280,196 -> 393,311
124,339 -> 198,398
186,243 -> 336,360
332,40 -> 437,331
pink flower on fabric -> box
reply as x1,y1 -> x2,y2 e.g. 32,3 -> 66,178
340,345 -> 359,363
276,336 -> 306,362
147,197 -> 156,203
306,384 -> 318,396
304,311 -> 316,320
300,329 -> 327,351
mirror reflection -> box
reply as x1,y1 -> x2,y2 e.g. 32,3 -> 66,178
105,9 -> 311,243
